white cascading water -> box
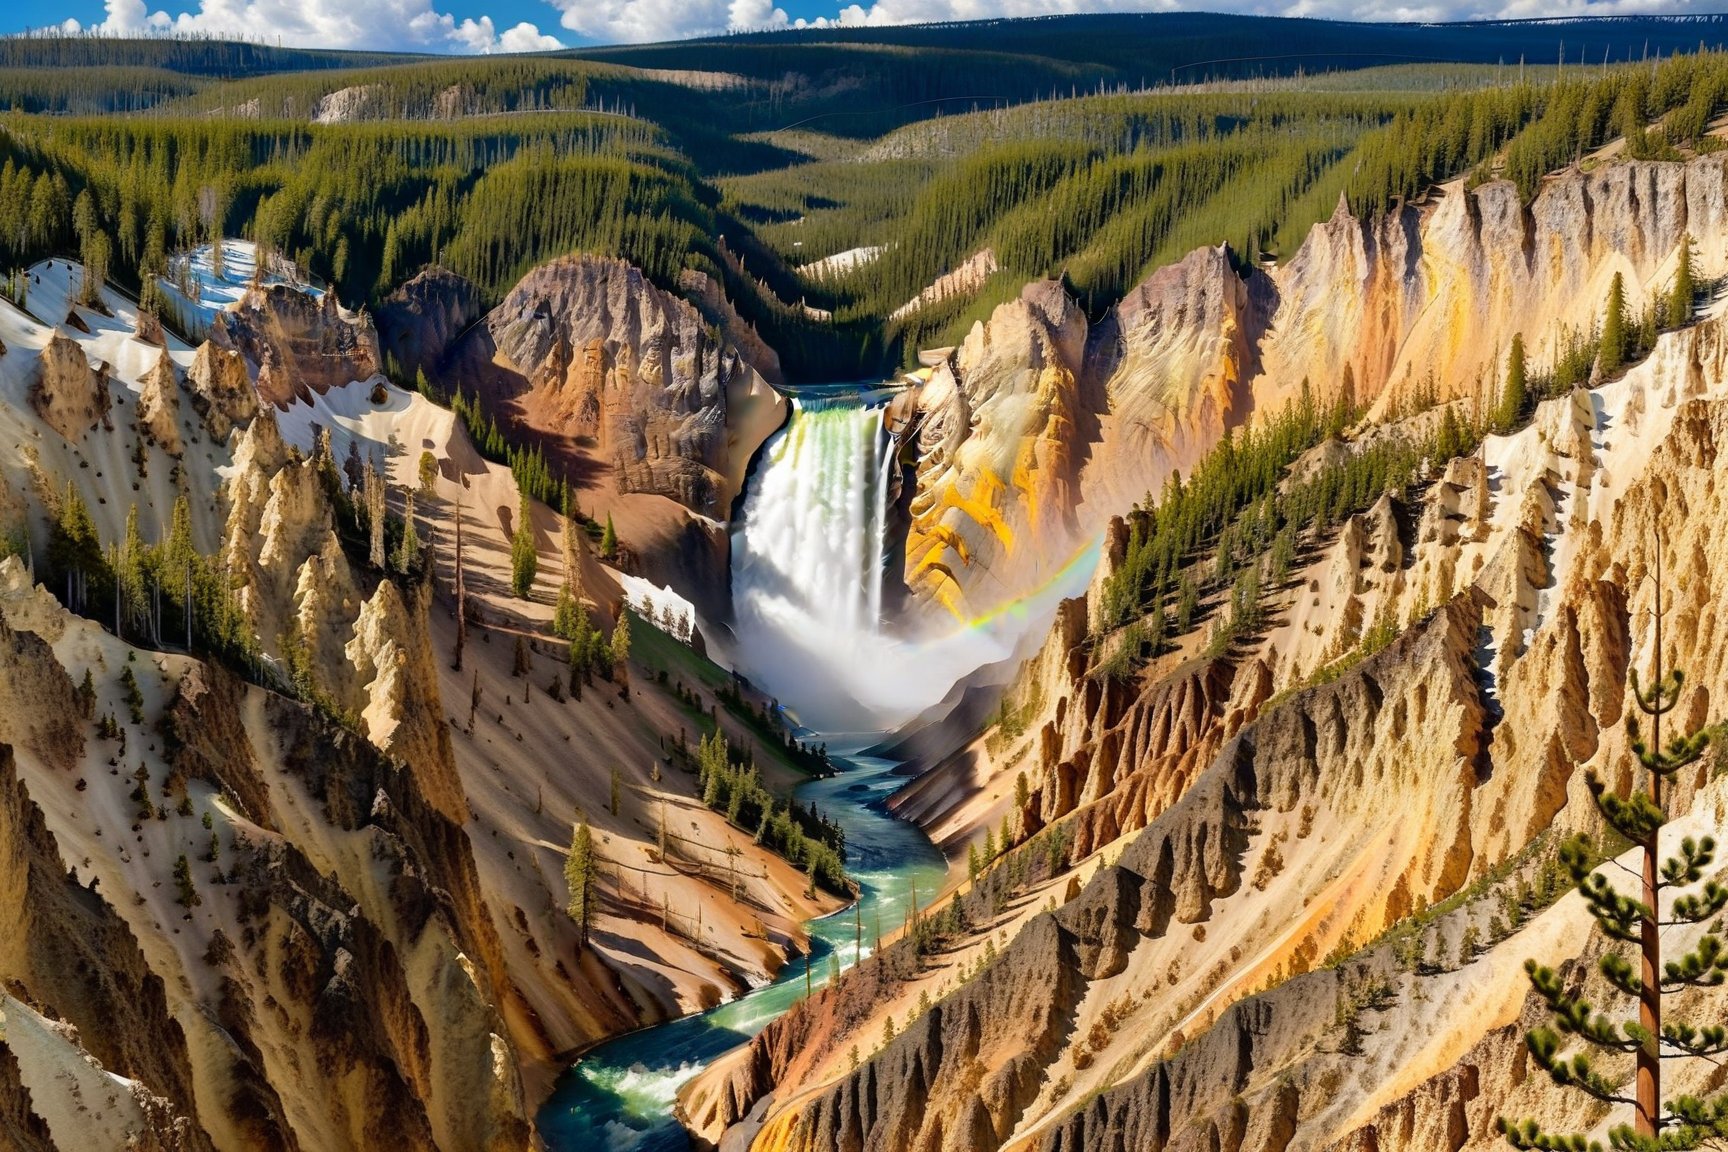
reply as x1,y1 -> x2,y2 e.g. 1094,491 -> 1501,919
730,395 -> 1095,733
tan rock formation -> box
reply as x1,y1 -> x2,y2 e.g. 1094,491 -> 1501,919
0,558 -> 531,1151
895,157 -> 1728,625
185,341 -> 258,443
208,285 -> 381,407
29,331 -> 108,441
136,350 -> 183,454
901,279 -> 1091,617
693,159 -> 1728,1152
453,254 -> 785,521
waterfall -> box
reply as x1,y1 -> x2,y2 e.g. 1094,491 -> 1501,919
730,393 -> 1097,733
730,399 -> 893,728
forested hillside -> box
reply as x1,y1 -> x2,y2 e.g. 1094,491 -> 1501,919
2,17 -> 1727,381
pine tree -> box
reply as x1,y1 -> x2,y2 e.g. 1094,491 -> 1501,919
453,484 -> 467,671
564,817 -> 597,948
1501,333 -> 1528,432
610,766 -> 622,817
1175,574 -> 1199,635
393,491 -> 419,573
610,609 -> 631,676
1500,543 -> 1727,1152
1670,232 -> 1697,330
600,513 -> 618,561
560,486 -> 583,591
418,449 -> 439,493
569,607 -> 597,686
1327,362 -> 1357,438
553,583 -> 580,641
173,854 -> 200,908
365,459 -> 386,570
1602,271 -> 1629,377
510,493 -> 537,599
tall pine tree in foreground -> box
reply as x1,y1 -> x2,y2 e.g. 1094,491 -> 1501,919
1501,543 -> 1728,1151
565,817 -> 597,950
510,492 -> 537,599
1601,272 -> 1629,377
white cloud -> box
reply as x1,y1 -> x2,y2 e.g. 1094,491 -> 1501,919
496,19 -> 566,49
41,0 -> 1720,52
63,0 -> 564,53
730,0 -> 792,30
450,14 -> 565,52
532,0 -> 1712,44
545,0 -> 789,43
814,0 -> 1705,25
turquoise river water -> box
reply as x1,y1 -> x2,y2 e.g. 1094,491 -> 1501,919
535,746 -> 949,1150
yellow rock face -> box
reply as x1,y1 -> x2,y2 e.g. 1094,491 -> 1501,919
897,159 -> 1728,629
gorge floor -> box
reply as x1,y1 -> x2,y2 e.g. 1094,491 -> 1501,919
537,748 -> 948,1151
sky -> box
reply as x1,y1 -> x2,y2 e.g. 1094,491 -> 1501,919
10,0 -> 1718,56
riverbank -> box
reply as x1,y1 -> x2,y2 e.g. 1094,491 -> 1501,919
536,748 -> 950,1151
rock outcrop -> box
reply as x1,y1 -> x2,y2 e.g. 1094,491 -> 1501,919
690,595 -> 1498,1150
136,350 -> 184,454
899,278 -> 1092,617
208,285 -> 382,407
30,331 -> 108,441
185,341 -> 258,442
450,255 -> 785,521
0,558 -> 530,1151
895,157 -> 1728,624
375,266 -> 482,379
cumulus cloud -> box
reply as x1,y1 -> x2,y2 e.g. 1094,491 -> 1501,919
544,0 -> 789,43
40,0 -> 1720,51
63,0 -> 564,53
542,0 -> 1715,43
820,0 -> 1707,25
450,14 -> 565,52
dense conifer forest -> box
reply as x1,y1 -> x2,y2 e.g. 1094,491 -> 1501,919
2,17 -> 1727,380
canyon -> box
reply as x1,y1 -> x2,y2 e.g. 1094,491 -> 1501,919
2,28 -> 1728,1152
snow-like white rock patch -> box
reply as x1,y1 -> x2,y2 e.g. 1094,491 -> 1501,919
614,569 -> 699,637
157,239 -> 321,331
801,245 -> 883,281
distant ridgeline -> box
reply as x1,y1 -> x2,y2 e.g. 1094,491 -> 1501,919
1,15 -> 1727,381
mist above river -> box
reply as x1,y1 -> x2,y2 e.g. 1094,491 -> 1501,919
727,395 -> 1095,733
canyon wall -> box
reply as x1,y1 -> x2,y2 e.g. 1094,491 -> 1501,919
689,155 -> 1728,1152
449,254 -> 785,522
899,158 -> 1728,625
0,253 -> 829,1146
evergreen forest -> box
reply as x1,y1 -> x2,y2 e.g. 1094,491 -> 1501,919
3,15 -> 1727,381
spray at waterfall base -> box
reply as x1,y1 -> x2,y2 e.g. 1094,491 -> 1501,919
727,395 -> 1099,733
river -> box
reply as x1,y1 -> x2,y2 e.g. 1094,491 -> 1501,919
536,745 -> 948,1150
539,390 -> 1085,1148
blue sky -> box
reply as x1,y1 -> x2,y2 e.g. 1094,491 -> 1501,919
10,0 -> 1712,54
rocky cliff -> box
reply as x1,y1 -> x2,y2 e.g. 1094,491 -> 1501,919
30,330 -> 109,441
895,157 -> 1728,625
449,255 -> 785,523
376,267 -> 482,380
689,156 -> 1728,1152
0,253 -> 835,1147
208,284 -> 382,407
0,557 -> 529,1151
